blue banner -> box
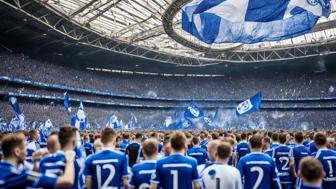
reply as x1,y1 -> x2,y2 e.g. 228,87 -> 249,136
182,0 -> 330,44
236,92 -> 262,116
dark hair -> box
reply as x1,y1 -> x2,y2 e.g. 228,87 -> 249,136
58,126 -> 76,148
142,139 -> 158,157
192,136 -> 200,145
300,157 -> 324,182
217,142 -> 232,159
262,137 -> 271,144
249,135 -> 263,149
170,132 -> 186,151
271,133 -> 279,142
1,134 -> 25,158
29,129 -> 38,139
122,133 -> 130,140
294,132 -> 304,143
278,133 -> 287,144
314,132 -> 327,146
101,128 -> 117,145
241,133 -> 247,140
135,133 -> 142,139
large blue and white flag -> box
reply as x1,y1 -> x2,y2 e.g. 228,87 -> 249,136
8,97 -> 25,130
70,101 -> 88,130
184,103 -> 205,120
236,92 -> 262,116
182,0 -> 330,44
64,92 -> 71,115
106,113 -> 121,130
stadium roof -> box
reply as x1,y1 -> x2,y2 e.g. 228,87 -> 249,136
1,0 -> 336,72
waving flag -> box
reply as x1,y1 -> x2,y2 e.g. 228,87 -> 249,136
236,92 -> 262,116
8,97 -> 25,130
182,0 -> 330,44
184,103 -> 205,121
70,101 -> 88,130
64,92 -> 71,115
106,113 -> 121,130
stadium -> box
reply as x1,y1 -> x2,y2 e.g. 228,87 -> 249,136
0,0 -> 336,189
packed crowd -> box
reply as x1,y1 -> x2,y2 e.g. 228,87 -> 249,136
0,128 -> 335,189
1,52 -> 336,100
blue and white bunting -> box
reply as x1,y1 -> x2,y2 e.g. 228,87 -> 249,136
182,0 -> 330,44
236,92 -> 262,116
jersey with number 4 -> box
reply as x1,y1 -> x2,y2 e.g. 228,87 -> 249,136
314,149 -> 336,189
129,160 -> 157,189
237,152 -> 281,189
272,145 -> 293,185
151,153 -> 201,189
84,149 -> 129,189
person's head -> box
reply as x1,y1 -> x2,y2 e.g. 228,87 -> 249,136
294,131 -> 304,144
207,140 -> 220,162
83,135 -> 90,142
314,132 -> 327,148
298,157 -> 325,186
142,139 -> 158,160
191,136 -> 200,146
1,133 -> 26,164
170,131 -> 186,153
241,133 -> 247,141
122,133 -> 130,140
216,142 -> 232,163
149,132 -> 159,140
29,129 -> 40,141
278,133 -> 287,144
135,133 -> 142,141
271,133 -> 279,143
162,135 -> 171,156
47,132 -> 60,154
58,126 -> 76,150
101,128 -> 117,147
249,134 -> 263,151
93,138 -> 103,153
262,137 -> 271,150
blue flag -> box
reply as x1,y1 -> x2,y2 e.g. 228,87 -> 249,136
8,97 -> 25,130
236,92 -> 262,116
184,103 -> 205,121
70,101 -> 88,130
9,97 -> 22,116
182,0 -> 330,44
64,92 -> 71,115
106,113 -> 121,130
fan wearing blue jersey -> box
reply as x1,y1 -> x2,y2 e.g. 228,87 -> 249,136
83,135 -> 94,156
236,133 -> 251,162
187,136 -> 209,165
126,133 -> 142,167
39,127 -> 84,189
262,137 -> 273,157
84,128 -> 129,189
0,133 -> 75,189
202,142 -> 242,189
237,134 -> 281,189
293,132 -> 310,174
313,132 -> 336,189
272,133 -> 295,189
129,138 -> 158,189
150,131 -> 201,189
271,133 -> 280,149
119,133 -> 130,153
26,129 -> 41,162
298,157 -> 324,189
